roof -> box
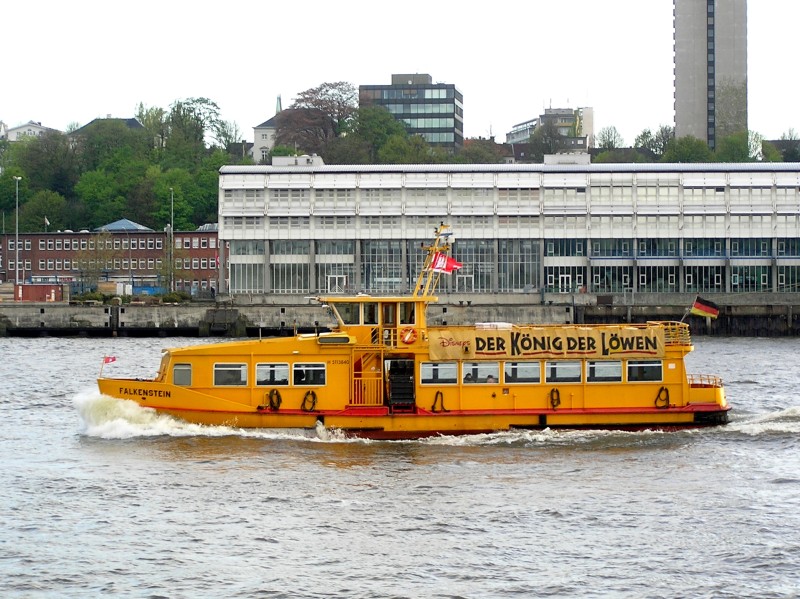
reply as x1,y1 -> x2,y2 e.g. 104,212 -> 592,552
95,218 -> 153,232
255,115 -> 278,128
220,162 -> 800,176
72,117 -> 143,135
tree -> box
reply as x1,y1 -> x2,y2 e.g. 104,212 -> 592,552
164,97 -> 221,168
714,130 -> 751,162
73,118 -> 151,173
761,141 -> 783,163
377,134 -> 445,164
596,126 -> 624,150
274,108 -> 337,156
593,148 -> 652,163
212,119 -> 243,151
136,102 -> 169,156
323,135 -> 372,164
19,190 -> 68,232
75,231 -> 117,291
9,131 -> 79,200
634,125 -> 674,159
660,136 -> 713,163
454,138 -> 506,164
775,129 -> 800,161
527,121 -> 565,163
292,81 -> 358,135
346,105 -> 408,162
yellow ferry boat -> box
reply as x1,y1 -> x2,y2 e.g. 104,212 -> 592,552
98,224 -> 730,439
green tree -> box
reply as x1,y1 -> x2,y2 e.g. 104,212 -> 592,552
377,134 -> 445,164
634,125 -> 673,159
0,171 -> 27,217
19,190 -> 68,232
596,126 -> 624,150
73,118 -> 150,173
761,141 -> 783,162
714,130 -> 751,162
323,135 -> 372,164
779,129 -> 800,161
9,131 -> 79,200
527,121 -> 565,163
164,97 -> 220,169
345,105 -> 408,162
593,148 -> 652,163
660,136 -> 713,163
136,102 -> 169,158
74,170 -> 127,227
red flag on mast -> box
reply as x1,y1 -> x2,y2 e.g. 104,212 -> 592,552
429,252 -> 462,274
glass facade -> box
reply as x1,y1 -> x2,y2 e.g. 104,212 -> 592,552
219,164 -> 800,298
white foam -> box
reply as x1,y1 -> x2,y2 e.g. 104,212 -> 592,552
74,389 -> 368,443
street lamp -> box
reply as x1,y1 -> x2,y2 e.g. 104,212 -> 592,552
169,187 -> 174,292
13,176 -> 22,286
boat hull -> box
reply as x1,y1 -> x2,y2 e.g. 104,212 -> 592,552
97,377 -> 728,439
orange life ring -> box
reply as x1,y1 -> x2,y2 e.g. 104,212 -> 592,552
400,327 -> 417,344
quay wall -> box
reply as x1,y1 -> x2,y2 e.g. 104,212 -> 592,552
0,292 -> 799,337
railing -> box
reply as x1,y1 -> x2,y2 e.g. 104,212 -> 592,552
656,321 -> 692,346
351,371 -> 384,406
688,374 -> 723,388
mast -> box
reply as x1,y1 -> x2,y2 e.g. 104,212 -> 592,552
413,223 -> 456,298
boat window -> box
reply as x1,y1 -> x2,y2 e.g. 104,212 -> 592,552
337,303 -> 360,325
420,362 -> 457,385
364,302 -> 379,325
587,360 -> 622,383
545,361 -> 582,383
256,363 -> 289,386
383,303 -> 396,326
173,363 -> 192,386
399,302 -> 415,325
214,363 -> 248,386
627,360 -> 663,382
504,361 -> 540,383
293,363 -> 326,386
462,362 -> 500,383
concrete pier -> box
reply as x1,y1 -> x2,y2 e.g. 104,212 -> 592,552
0,292 -> 798,337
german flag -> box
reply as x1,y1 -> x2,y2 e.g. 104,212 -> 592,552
690,296 -> 719,319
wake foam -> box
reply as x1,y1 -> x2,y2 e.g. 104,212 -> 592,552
73,389 -> 363,443
728,406 -> 800,436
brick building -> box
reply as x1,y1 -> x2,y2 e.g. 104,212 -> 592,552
0,220 -> 218,297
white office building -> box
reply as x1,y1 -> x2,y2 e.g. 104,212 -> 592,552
217,161 -> 800,300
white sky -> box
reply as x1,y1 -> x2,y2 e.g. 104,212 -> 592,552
3,1 -> 797,146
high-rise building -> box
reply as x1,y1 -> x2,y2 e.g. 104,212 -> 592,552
359,74 -> 463,152
674,0 -> 747,149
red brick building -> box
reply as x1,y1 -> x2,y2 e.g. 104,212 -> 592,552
0,219 -> 218,297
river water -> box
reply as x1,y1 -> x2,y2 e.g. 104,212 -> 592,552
1,336 -> 799,598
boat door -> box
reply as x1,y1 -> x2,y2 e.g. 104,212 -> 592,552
385,359 -> 415,411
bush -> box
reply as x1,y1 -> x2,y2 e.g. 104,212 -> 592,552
161,291 -> 191,304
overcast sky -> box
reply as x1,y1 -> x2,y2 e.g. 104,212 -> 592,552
4,1 -> 797,146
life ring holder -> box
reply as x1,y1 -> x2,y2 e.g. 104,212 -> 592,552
399,327 -> 418,344
431,389 -> 448,413
655,386 -> 670,409
268,388 -> 282,411
549,387 -> 561,410
301,389 -> 318,412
